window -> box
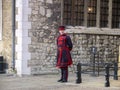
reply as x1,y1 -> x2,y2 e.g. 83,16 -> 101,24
100,0 -> 108,27
0,0 -> 2,40
63,0 -> 84,26
87,0 -> 97,27
63,0 -> 120,29
74,0 -> 84,26
63,0 -> 98,27
112,0 -> 120,28
63,0 -> 72,25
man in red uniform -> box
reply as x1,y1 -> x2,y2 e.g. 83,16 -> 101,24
56,26 -> 73,82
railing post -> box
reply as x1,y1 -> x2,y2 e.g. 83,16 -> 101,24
76,63 -> 82,84
114,62 -> 118,80
105,64 -> 110,87
92,53 -> 96,76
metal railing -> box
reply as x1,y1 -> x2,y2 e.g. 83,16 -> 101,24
76,62 -> 120,87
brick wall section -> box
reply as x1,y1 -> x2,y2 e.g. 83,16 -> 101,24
0,0 -> 12,69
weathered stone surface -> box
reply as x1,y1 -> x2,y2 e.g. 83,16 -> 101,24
0,0 -> 12,69
28,0 -> 60,74
1,0 -> 120,75
28,0 -> 120,74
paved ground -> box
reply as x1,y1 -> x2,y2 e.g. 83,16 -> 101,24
0,73 -> 120,90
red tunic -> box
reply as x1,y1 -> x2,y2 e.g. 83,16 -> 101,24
56,34 -> 73,68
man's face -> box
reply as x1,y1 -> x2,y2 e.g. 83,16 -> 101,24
59,30 -> 65,35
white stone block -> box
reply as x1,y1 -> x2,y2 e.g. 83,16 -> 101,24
22,60 -> 31,75
16,22 -> 31,36
16,29 -> 22,37
22,22 -> 29,29
40,6 -> 45,16
17,5 -> 23,15
23,0 -> 29,6
16,0 -> 31,76
16,0 -> 22,7
15,60 -> 22,75
46,9 -> 52,17
23,36 -> 31,44
16,44 -> 22,52
15,59 -> 31,75
46,0 -> 53,4
39,0 -> 44,2
22,53 -> 31,61
27,8 -> 31,15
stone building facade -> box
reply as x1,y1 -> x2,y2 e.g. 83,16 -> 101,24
27,0 -> 61,74
0,0 -> 12,69
1,0 -> 120,75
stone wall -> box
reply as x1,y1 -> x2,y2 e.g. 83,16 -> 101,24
28,0 -> 61,74
71,34 -> 120,64
0,0 -> 12,69
0,0 -> 120,75
28,0 -> 120,74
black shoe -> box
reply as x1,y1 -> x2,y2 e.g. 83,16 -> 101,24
57,79 -> 63,82
61,80 -> 67,83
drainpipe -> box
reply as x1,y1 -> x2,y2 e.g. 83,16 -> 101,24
12,0 -> 16,70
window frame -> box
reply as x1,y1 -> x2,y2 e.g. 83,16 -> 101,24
63,0 -> 99,27
62,0 -> 113,29
112,0 -> 120,28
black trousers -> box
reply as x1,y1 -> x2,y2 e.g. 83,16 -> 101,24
60,67 -> 68,81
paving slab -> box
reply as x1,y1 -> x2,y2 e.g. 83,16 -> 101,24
0,73 -> 120,90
